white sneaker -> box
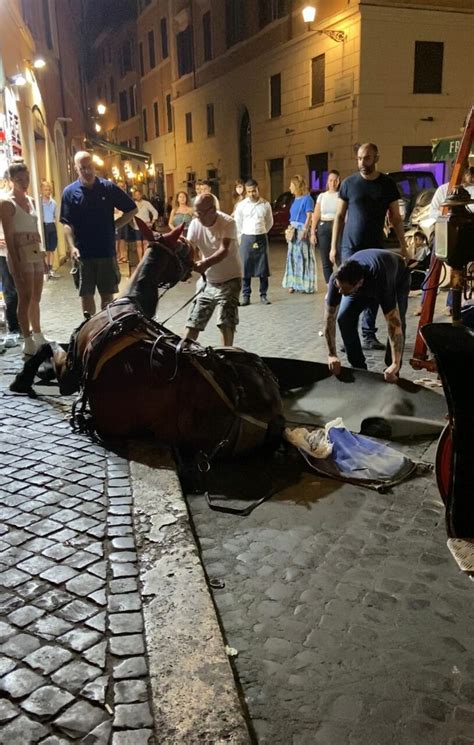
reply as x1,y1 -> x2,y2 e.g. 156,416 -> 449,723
33,332 -> 51,347
22,336 -> 37,357
2,332 -> 20,348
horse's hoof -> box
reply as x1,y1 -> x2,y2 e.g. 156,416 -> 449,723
9,379 -> 37,397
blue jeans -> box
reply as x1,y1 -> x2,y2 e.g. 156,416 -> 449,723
242,276 -> 269,298
0,256 -> 19,333
337,271 -> 410,370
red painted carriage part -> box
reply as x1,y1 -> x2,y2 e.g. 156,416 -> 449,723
435,423 -> 452,505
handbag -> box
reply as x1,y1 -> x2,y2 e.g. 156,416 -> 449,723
285,225 -> 296,242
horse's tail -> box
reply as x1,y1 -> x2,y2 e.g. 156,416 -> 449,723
9,343 -> 55,396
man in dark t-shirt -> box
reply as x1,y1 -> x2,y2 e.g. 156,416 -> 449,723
330,143 -> 408,350
61,151 -> 137,316
324,249 -> 410,382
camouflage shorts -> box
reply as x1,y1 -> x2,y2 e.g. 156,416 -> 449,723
186,277 -> 242,331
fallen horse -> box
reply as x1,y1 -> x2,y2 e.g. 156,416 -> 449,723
10,225 -> 284,458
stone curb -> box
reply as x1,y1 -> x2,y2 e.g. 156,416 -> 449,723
128,441 -> 251,744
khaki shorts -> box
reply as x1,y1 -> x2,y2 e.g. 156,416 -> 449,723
78,257 -> 121,297
186,277 -> 241,331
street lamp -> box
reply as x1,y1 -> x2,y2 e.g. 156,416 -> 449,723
302,4 -> 346,42
97,103 -> 107,116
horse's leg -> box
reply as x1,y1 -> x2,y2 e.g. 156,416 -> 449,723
9,343 -> 54,395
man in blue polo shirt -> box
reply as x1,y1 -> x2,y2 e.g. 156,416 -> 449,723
323,249 -> 410,383
60,151 -> 137,316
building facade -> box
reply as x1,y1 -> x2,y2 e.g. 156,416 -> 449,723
85,0 -> 473,211
0,0 -> 87,263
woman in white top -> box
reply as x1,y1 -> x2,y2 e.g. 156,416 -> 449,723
0,162 -> 47,356
310,170 -> 341,284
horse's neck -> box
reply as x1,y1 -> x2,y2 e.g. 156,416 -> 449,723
123,247 -> 174,318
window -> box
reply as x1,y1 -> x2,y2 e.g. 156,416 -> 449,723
153,102 -> 159,137
203,11 -> 212,62
129,85 -> 137,118
307,152 -> 328,190
185,112 -> 193,143
119,90 -> 129,121
225,0 -> 243,48
148,30 -> 156,69
207,169 -> 219,199
258,0 -> 287,29
270,73 -> 281,118
139,42 -> 144,77
166,94 -> 173,132
109,76 -> 115,103
402,145 -> 433,164
143,108 -> 148,141
177,26 -> 193,77
41,0 -> 53,49
206,103 -> 215,137
160,18 -> 169,59
413,41 -> 443,94
311,54 -> 325,106
120,41 -> 133,77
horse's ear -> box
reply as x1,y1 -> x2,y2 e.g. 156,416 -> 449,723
135,216 -> 155,242
161,222 -> 185,248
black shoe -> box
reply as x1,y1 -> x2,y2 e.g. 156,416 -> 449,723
260,296 -> 271,305
361,337 -> 385,351
241,296 -> 250,306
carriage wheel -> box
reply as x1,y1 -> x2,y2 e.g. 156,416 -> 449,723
435,423 -> 452,506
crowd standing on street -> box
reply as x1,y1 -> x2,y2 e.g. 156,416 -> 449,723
282,175 -> 316,294
234,179 -> 273,306
168,191 -> 194,234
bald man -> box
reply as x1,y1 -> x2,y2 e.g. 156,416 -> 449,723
60,151 -> 137,316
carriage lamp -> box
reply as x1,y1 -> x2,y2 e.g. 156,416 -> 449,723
435,186 -> 474,270
302,4 -> 346,42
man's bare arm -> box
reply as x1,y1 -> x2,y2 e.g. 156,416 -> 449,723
63,223 -> 80,259
330,199 -> 347,263
115,207 -> 138,230
384,307 -> 404,382
324,304 -> 342,375
195,237 -> 230,273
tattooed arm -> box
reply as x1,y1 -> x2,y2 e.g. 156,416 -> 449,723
384,307 -> 404,383
324,304 -> 341,376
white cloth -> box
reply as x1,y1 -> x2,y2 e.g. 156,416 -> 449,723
316,191 -> 339,220
234,197 -> 273,237
187,211 -> 242,284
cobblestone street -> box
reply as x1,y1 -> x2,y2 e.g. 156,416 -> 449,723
1,243 -> 473,744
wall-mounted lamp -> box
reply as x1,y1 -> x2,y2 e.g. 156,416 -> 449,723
97,103 -> 107,115
32,57 -> 46,69
94,123 -> 102,133
327,123 -> 341,132
420,116 -> 434,122
285,127 -> 295,135
302,5 -> 346,43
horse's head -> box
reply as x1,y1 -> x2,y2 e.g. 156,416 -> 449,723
135,219 -> 195,284
9,342 -> 81,397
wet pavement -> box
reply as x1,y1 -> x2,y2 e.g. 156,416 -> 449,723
1,243 -> 472,744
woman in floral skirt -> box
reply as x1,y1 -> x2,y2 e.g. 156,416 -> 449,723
282,175 -> 315,293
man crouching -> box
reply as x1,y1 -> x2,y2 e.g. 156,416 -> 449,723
324,249 -> 410,383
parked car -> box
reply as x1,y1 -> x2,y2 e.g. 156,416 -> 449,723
270,190 -> 322,239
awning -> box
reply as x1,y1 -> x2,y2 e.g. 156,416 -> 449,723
86,134 -> 151,162
432,135 -> 474,162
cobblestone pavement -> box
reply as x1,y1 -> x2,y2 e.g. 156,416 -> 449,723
0,243 -> 463,744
